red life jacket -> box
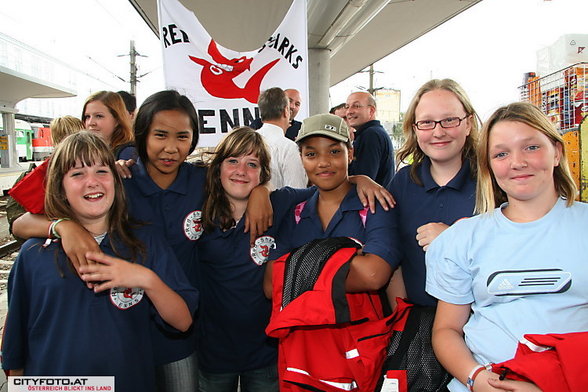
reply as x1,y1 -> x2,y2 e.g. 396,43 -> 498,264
8,159 -> 48,214
266,237 -> 396,392
490,332 -> 588,392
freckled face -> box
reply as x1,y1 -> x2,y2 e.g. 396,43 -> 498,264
488,120 -> 562,205
413,89 -> 471,167
220,153 -> 262,204
62,161 -> 115,227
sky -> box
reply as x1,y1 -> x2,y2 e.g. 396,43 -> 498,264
330,0 -> 588,120
1,0 -> 587,121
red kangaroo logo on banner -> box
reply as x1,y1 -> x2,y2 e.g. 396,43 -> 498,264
189,40 -> 280,104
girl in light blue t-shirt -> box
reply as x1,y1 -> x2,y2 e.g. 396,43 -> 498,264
426,102 -> 588,392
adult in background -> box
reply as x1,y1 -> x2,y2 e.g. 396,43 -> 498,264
330,103 -> 347,118
250,88 -> 302,142
256,87 -> 307,188
331,102 -> 354,142
283,88 -> 302,141
345,91 -> 395,186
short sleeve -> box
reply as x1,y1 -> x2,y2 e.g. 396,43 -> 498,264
362,204 -> 401,269
425,224 -> 475,305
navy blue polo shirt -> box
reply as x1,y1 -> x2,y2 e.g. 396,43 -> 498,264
2,227 -> 198,392
123,159 -> 206,364
115,143 -> 138,161
389,158 -> 476,306
197,187 -> 313,373
349,120 -> 395,187
272,185 -> 399,269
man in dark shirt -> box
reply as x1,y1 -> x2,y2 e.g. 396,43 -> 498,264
345,92 -> 395,186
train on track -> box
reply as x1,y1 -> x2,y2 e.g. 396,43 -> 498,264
0,116 -> 54,162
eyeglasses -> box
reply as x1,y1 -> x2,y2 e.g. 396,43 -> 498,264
344,103 -> 372,111
413,115 -> 469,130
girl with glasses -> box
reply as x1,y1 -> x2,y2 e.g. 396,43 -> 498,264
389,78 -> 480,304
386,78 -> 481,390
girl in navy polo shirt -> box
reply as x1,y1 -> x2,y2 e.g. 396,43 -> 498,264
2,131 -> 198,392
265,113 -> 398,300
120,90 -> 204,391
120,91 -> 272,392
196,126 -> 389,392
386,79 -> 481,391
389,78 -> 481,306
196,127 -> 312,392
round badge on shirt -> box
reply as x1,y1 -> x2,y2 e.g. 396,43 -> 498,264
110,287 -> 145,310
183,210 -> 203,240
250,236 -> 276,266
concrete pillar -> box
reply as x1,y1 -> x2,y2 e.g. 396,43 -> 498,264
0,110 -> 19,169
308,48 -> 331,116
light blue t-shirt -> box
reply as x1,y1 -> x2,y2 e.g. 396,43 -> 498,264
426,198 -> 588,392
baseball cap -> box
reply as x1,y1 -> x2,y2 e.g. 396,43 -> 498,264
296,113 -> 350,143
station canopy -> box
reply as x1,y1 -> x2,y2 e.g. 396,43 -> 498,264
0,65 -> 74,109
128,0 -> 482,86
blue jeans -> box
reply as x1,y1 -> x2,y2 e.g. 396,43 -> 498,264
197,363 -> 278,392
156,352 -> 198,392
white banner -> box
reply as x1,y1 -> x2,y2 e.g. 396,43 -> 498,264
158,0 -> 309,147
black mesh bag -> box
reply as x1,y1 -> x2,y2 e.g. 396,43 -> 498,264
375,305 -> 451,392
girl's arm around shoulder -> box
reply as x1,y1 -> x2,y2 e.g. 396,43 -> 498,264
12,212 -> 52,241
13,213 -> 100,272
79,251 -> 194,332
245,183 -> 273,244
349,175 -> 395,213
362,202 -> 402,271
